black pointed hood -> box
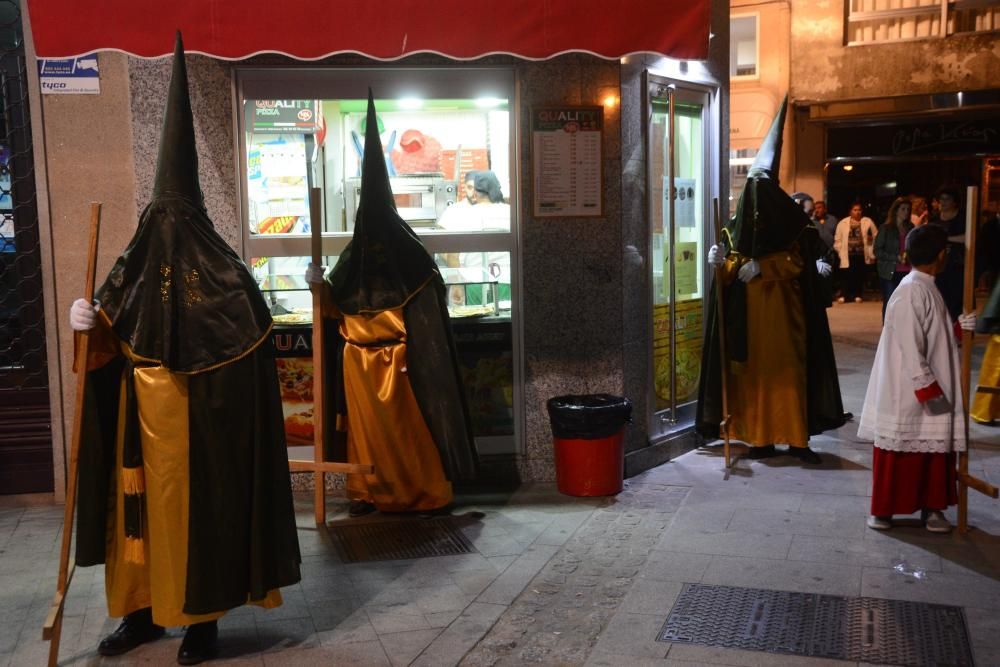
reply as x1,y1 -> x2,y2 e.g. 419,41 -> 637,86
94,31 -> 271,372
747,95 -> 787,182
725,95 -> 809,258
151,31 -> 204,209
327,91 -> 439,315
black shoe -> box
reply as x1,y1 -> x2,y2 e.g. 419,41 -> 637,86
97,607 -> 165,657
348,500 -> 377,517
747,445 -> 778,459
177,620 -> 218,665
418,504 -> 454,518
842,411 -> 854,421
788,447 -> 822,465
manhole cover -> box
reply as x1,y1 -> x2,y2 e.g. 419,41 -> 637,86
330,517 -> 475,563
659,583 -> 974,666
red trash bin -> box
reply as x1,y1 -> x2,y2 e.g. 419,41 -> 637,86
547,394 -> 632,497
553,431 -> 625,496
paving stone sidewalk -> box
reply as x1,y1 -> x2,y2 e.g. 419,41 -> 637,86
2,300 -> 999,667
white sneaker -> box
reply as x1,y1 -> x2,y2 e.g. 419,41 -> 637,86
866,515 -> 892,530
836,296 -> 845,304
854,297 -> 863,303
924,510 -> 952,533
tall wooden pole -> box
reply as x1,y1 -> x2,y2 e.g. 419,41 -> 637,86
712,199 -> 734,471
309,188 -> 327,525
45,203 -> 101,666
958,189 -> 975,531
954,187 -> 998,532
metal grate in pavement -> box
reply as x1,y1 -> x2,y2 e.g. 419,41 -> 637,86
330,517 -> 475,563
658,583 -> 974,666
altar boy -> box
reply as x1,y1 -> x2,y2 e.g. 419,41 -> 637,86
858,224 -> 976,533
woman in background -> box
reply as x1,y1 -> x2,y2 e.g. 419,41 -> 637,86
834,202 -> 878,303
874,197 -> 914,322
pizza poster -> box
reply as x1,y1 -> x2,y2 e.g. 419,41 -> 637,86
271,327 -> 315,447
531,106 -> 603,217
652,299 -> 703,404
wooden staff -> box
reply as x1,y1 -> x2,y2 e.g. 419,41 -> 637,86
44,203 -> 102,666
287,188 -> 373,525
712,198 -> 734,471
958,186 -> 999,533
308,187 -> 327,525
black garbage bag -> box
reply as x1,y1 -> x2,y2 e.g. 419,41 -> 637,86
546,394 -> 632,440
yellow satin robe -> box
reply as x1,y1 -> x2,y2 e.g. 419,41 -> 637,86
338,304 -> 453,511
85,323 -> 282,627
971,334 -> 1000,424
722,248 -> 809,448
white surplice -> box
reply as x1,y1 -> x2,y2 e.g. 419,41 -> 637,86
858,270 -> 966,453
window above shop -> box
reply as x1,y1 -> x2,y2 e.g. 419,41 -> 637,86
730,14 -> 759,79
845,0 -> 1000,45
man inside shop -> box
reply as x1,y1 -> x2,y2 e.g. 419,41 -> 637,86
438,170 -> 511,231
437,170 -> 512,307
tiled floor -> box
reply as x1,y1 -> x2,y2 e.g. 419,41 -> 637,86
2,300 -> 998,666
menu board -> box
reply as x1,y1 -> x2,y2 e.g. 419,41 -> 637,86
531,107 -> 603,217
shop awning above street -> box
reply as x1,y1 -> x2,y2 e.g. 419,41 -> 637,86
26,1 -> 709,61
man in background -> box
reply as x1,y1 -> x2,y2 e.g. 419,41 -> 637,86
812,200 -> 837,254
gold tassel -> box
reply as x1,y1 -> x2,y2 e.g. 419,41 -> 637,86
121,466 -> 145,495
124,536 -> 145,565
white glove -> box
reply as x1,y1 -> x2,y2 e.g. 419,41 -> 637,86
737,259 -> 760,283
816,259 -> 832,277
707,244 -> 725,267
69,298 -> 98,331
958,312 -> 977,331
305,263 -> 326,285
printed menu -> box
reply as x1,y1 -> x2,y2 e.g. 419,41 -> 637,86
531,107 -> 603,217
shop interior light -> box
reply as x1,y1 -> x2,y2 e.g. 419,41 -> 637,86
603,94 -> 620,108
843,164 -> 854,171
474,97 -> 504,108
398,97 -> 424,110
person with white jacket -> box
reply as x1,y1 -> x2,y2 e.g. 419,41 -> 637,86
833,202 -> 877,303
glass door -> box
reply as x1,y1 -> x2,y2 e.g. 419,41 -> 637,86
648,78 -> 714,440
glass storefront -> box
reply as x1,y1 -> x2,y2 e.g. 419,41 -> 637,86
647,78 -> 714,440
237,69 -> 519,457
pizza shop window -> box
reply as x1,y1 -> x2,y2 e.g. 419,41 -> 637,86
239,69 -> 517,309
237,68 -> 520,457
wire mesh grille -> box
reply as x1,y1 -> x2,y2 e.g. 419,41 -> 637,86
330,518 -> 475,563
659,583 -> 975,666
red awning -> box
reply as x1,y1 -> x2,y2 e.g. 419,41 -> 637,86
27,1 -> 709,61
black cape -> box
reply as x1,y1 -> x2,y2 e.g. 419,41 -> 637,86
75,33 -> 300,615
322,91 -> 478,481
696,98 -> 846,440
977,276 -> 1000,334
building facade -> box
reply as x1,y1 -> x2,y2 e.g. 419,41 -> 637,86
10,1 -> 731,500
730,0 -> 1000,220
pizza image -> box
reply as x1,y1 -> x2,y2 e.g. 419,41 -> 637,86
654,347 -> 701,403
272,309 -> 312,325
276,358 -> 313,402
285,407 -> 314,446
448,304 -> 495,319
